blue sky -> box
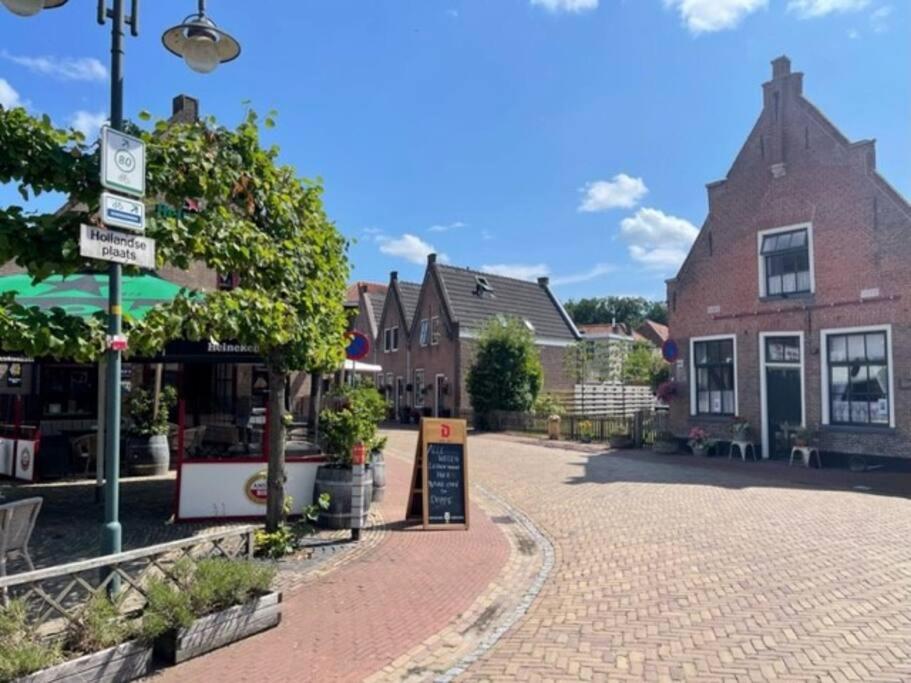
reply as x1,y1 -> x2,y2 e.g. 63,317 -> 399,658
1,0 -> 908,301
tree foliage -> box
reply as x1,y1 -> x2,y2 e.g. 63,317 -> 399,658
621,341 -> 667,387
467,317 -> 543,424
564,296 -> 667,328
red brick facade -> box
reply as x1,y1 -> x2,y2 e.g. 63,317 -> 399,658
667,57 -> 911,462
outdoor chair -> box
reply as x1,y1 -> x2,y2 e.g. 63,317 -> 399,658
70,433 -> 98,476
790,446 -> 822,468
0,497 -> 42,603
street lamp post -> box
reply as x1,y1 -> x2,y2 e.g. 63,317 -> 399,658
2,0 -> 240,575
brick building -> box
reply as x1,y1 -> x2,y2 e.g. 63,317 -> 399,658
666,56 -> 911,464
375,254 -> 579,419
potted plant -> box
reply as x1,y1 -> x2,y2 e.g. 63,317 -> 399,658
144,558 -> 279,665
652,430 -> 679,454
578,420 -> 594,443
124,386 -> 177,477
792,425 -> 812,447
687,426 -> 713,457
315,383 -> 386,529
731,416 -> 751,441
368,435 -> 388,502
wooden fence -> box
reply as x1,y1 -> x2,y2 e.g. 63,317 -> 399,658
549,383 -> 657,417
0,526 -> 256,639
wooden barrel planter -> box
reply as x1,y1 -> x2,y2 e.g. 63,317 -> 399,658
154,592 -> 282,665
314,465 -> 374,529
17,640 -> 154,683
370,451 -> 386,503
124,434 -> 170,476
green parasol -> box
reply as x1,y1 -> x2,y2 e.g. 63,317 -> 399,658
0,273 -> 189,321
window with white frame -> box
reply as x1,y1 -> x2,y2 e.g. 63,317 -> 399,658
414,369 -> 424,407
383,328 -> 391,353
419,319 -> 429,347
430,316 -> 441,345
391,326 -> 399,351
826,330 -> 890,426
692,337 -> 736,415
759,226 -> 812,297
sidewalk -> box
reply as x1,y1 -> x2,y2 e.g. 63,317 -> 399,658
148,447 -> 510,682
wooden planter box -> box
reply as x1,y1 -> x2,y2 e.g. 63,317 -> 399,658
154,592 -> 282,665
18,640 -> 153,683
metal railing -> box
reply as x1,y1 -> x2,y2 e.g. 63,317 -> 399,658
0,526 -> 256,638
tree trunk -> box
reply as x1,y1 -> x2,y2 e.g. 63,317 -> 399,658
265,363 -> 287,533
307,371 -> 322,441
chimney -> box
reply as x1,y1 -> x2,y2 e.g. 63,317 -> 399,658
390,271 -> 398,282
427,253 -> 437,265
771,55 -> 791,79
359,282 -> 368,294
171,94 -> 199,123
537,276 -> 550,287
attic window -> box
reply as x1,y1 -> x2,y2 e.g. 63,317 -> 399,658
475,275 -> 494,296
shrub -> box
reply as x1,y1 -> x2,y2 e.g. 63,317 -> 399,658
65,595 -> 135,655
126,386 -> 177,437
320,384 -> 386,466
255,492 -> 331,559
140,579 -> 195,642
533,392 -> 564,417
0,600 -> 62,681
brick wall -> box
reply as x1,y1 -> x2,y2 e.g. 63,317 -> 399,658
667,57 -> 911,460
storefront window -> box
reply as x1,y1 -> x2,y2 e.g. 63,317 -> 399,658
693,339 -> 735,415
41,365 -> 97,417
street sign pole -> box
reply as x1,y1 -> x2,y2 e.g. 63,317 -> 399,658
103,0 -> 125,589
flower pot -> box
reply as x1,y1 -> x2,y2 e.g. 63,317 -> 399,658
17,639 -> 153,683
314,465 -> 373,529
652,440 -> 678,455
154,592 -> 282,665
370,451 -> 386,502
691,445 -> 708,457
124,434 -> 170,477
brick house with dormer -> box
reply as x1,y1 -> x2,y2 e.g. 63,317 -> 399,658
667,57 -> 911,465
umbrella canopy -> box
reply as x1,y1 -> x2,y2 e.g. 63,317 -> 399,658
0,273 -> 188,321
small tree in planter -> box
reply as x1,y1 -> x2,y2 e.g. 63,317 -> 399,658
687,427 -> 715,457
124,386 -> 177,477
316,383 -> 386,529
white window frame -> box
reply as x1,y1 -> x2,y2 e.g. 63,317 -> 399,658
414,368 -> 424,407
383,328 -> 391,353
689,334 -> 738,417
820,324 -> 894,428
756,222 -> 815,298
758,331 -> 806,459
419,319 -> 429,347
390,326 -> 399,352
430,316 -> 440,346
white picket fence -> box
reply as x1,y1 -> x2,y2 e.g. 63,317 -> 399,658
559,383 -> 656,417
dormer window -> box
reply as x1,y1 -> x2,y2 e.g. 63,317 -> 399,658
758,225 -> 814,298
475,275 -> 494,297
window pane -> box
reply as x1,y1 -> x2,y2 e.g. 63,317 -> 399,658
850,401 -> 869,423
695,343 -> 708,364
791,230 -> 806,247
697,368 -> 708,391
768,275 -> 782,295
832,400 -> 850,423
767,340 -> 784,362
870,399 -> 889,424
761,235 -> 777,254
867,364 -> 888,397
830,366 -> 849,399
782,272 -> 797,293
829,336 -> 847,362
768,254 -> 785,276
719,340 -> 733,363
710,391 -> 723,414
796,270 -> 811,292
866,333 -> 885,361
848,335 -> 865,361
722,391 -> 734,414
698,392 -> 709,413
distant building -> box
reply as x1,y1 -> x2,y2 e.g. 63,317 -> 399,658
666,57 -> 911,463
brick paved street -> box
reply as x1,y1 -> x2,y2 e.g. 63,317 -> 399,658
376,431 -> 910,683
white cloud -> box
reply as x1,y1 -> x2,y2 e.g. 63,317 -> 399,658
428,221 -> 466,233
480,263 -> 550,281
0,79 -> 21,108
378,233 -> 446,265
579,174 -> 648,212
2,51 -> 107,82
551,263 -> 613,286
530,0 -> 598,13
787,0 -> 870,18
664,0 -> 767,33
870,5 -> 892,32
69,111 -> 107,140
619,207 -> 698,271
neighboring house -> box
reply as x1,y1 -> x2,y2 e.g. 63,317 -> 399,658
666,56 -> 911,463
346,281 -> 387,366
635,320 -> 669,348
404,253 -> 579,417
375,272 -> 422,418
575,320 -> 667,383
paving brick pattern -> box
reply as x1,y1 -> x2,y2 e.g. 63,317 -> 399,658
412,433 -> 911,683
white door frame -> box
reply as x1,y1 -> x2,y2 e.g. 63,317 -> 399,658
758,331 -> 806,459
434,373 -> 445,417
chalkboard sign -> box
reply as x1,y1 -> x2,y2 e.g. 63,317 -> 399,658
406,418 -> 469,530
426,443 -> 466,524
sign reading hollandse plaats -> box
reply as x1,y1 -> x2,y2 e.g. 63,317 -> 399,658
80,224 -> 156,269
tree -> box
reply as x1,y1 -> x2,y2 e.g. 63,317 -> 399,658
622,341 -> 666,387
564,296 -> 667,328
467,318 -> 543,426
0,105 -> 350,532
